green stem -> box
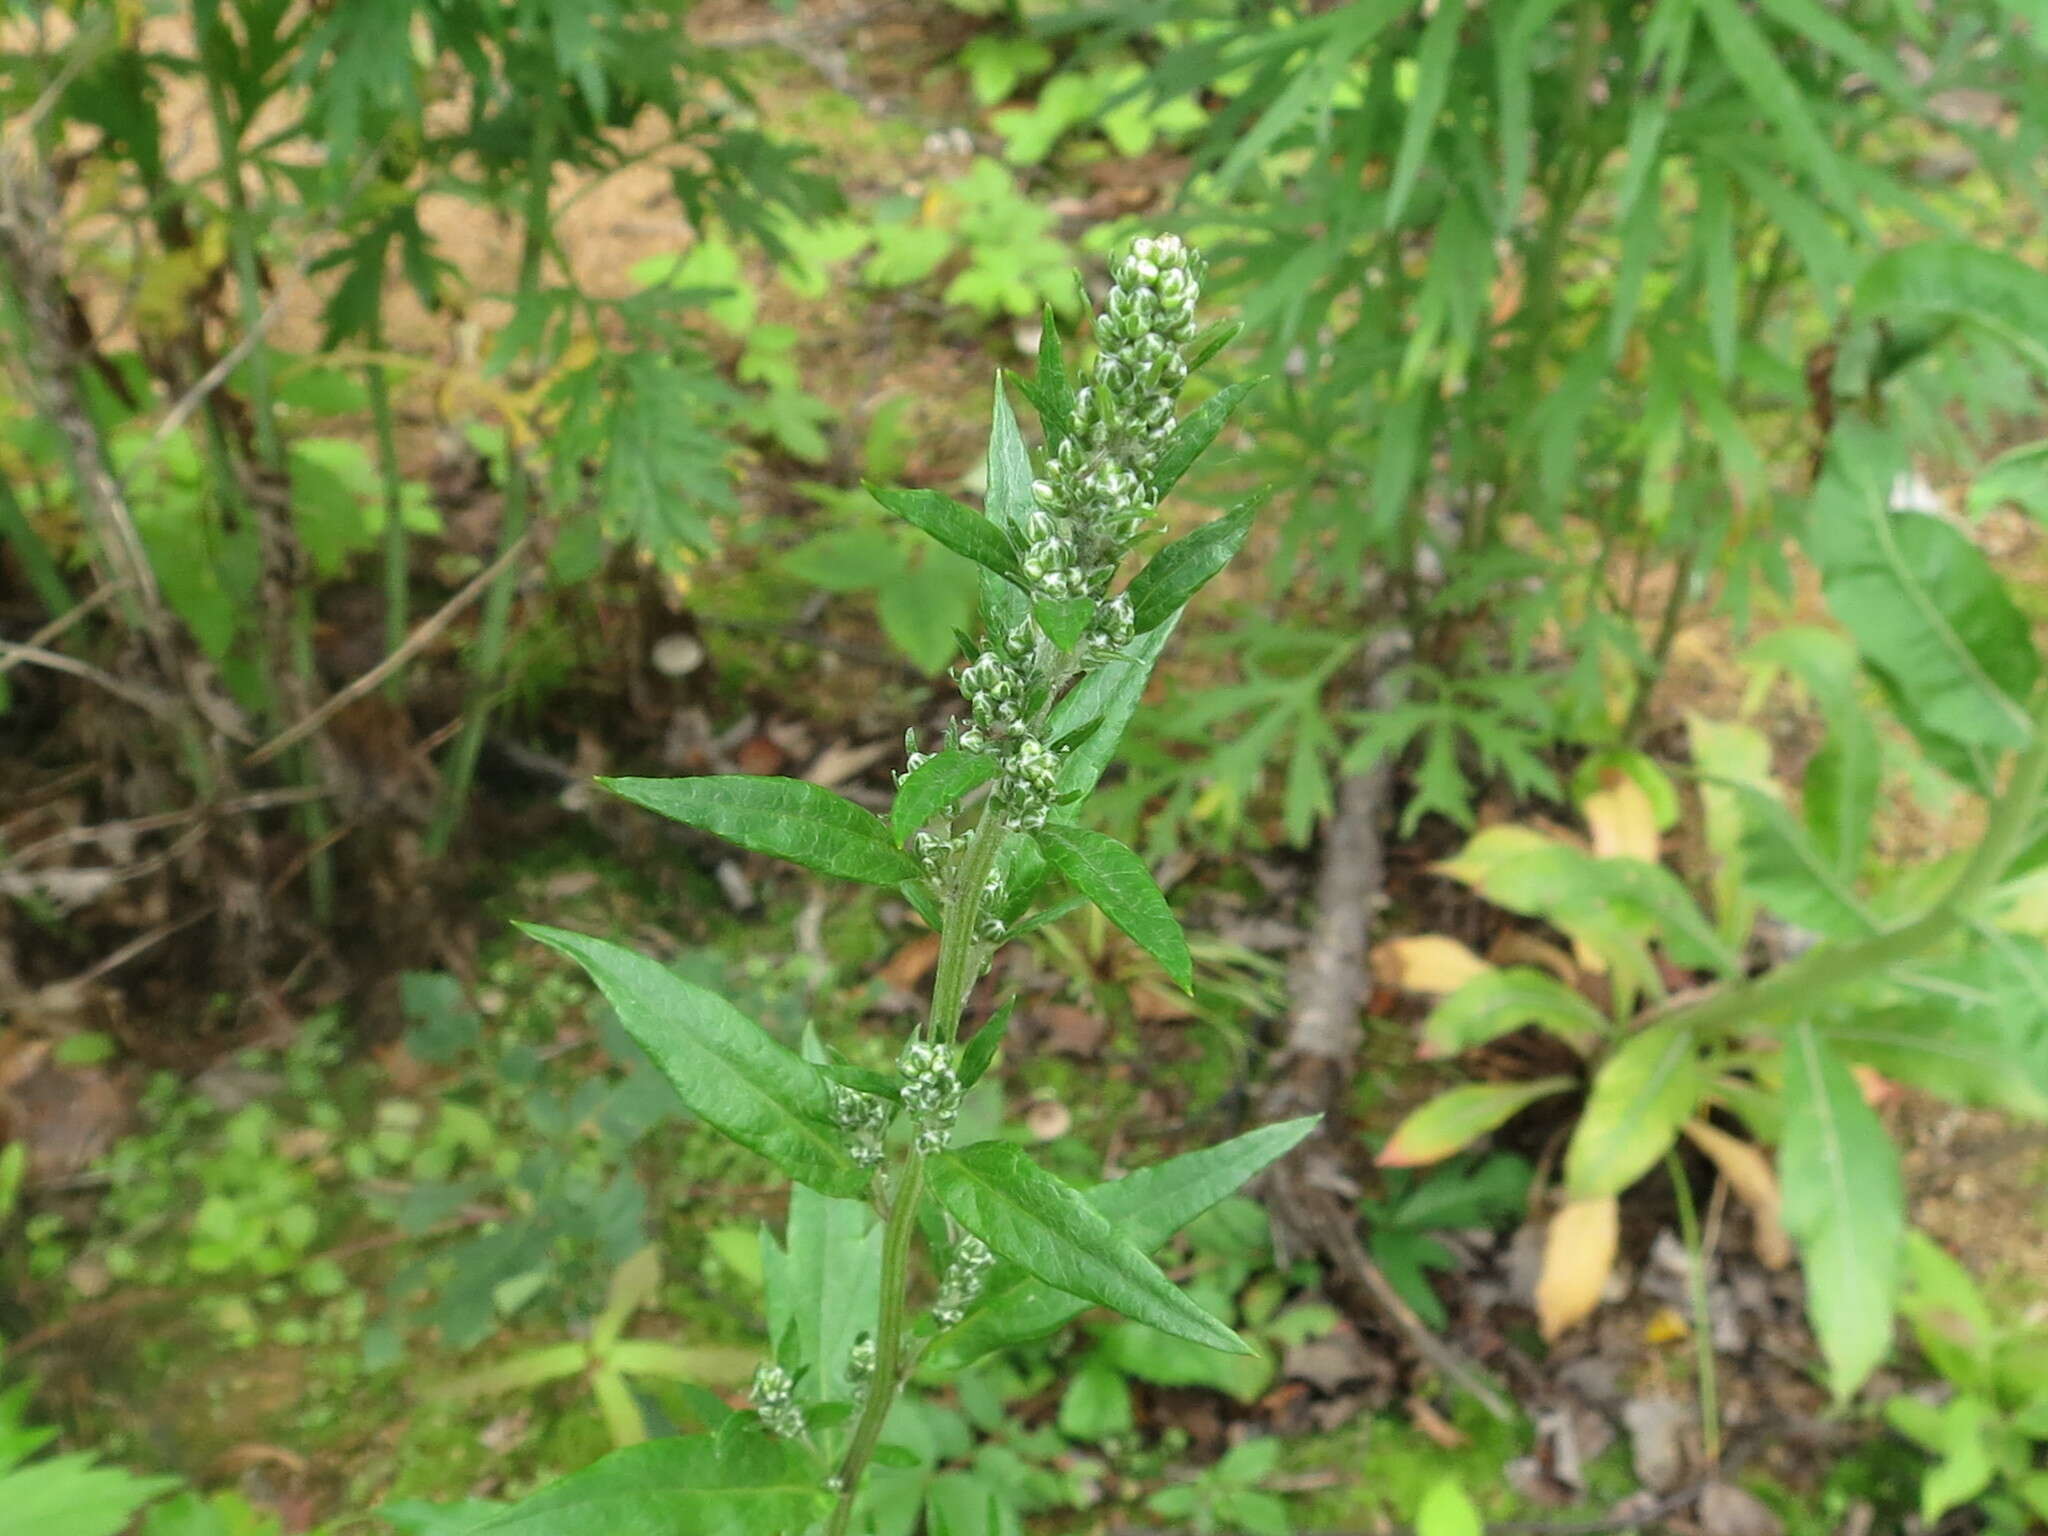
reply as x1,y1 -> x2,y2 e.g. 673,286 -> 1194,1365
825,785 -> 1012,1531
1665,1148 -> 1720,1465
824,1149 -> 925,1536
0,475 -> 72,616
366,320 -> 409,698
425,118 -> 556,854
929,807 -> 1008,1045
1663,683 -> 2048,1037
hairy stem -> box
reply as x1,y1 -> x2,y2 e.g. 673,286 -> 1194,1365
826,787 -> 1009,1529
824,1149 -> 925,1536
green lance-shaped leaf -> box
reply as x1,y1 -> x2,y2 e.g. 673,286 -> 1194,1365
1148,378 -> 1262,500
1377,1079 -> 1577,1168
1047,616 -> 1179,810
890,749 -> 999,846
1420,968 -> 1606,1058
958,997 -> 1016,1090
469,1431 -> 831,1536
519,924 -> 871,1199
1035,594 -> 1096,653
1821,1003 -> 2048,1119
929,1141 -> 1253,1356
762,1183 -> 881,1405
1035,824 -> 1193,992
1807,418 -> 2040,751
1123,499 -> 1257,635
600,775 -> 921,886
927,1117 -> 1318,1369
867,484 -> 1026,585
978,382 -> 1036,639
1721,781 -> 1877,940
1781,1020 -> 1904,1401
1564,1022 -> 1702,1200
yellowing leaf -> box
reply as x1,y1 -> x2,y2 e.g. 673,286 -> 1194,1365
1582,776 -> 1661,863
1373,935 -> 1495,994
1643,1305 -> 1690,1345
1682,1120 -> 1793,1269
1536,1197 -> 1619,1340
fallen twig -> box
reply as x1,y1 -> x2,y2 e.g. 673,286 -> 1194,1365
244,531 -> 535,769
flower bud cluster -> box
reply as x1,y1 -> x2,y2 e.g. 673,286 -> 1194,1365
955,645 -> 1065,833
829,1082 -> 891,1169
750,1362 -> 806,1440
898,1039 -> 962,1155
845,1332 -> 876,1402
933,1236 -> 995,1329
1032,234 -> 1204,582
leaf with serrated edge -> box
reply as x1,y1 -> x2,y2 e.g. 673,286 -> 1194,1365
927,1118 -> 1318,1369
867,484 -> 1024,583
520,924 -> 870,1199
929,1142 -> 1249,1355
890,750 -> 998,846
1036,824 -> 1193,992
1149,379 -> 1261,499
1122,500 -> 1256,634
469,1432 -> 829,1536
602,776 -> 920,886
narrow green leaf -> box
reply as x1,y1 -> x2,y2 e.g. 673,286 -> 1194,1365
867,484 -> 1024,583
1420,969 -> 1606,1057
979,381 -> 1036,639
926,1119 -> 1319,1369
1123,500 -> 1256,634
1034,594 -> 1095,652
1495,0 -> 1575,228
1807,419 -> 2040,749
1564,1023 -> 1701,1199
929,1142 -> 1252,1356
608,1341 -> 759,1384
1696,0 -> 1858,213
1700,171 -> 1738,381
1781,1021 -> 1904,1400
1035,304 -> 1074,442
1035,824 -> 1193,992
890,749 -> 998,845
958,998 -> 1017,1089
469,1432 -> 830,1536
519,924 -> 870,1199
1046,618 -> 1179,810
1149,378 -> 1262,500
601,775 -> 921,886
1186,318 -> 1241,375
1383,0 -> 1464,229
1378,1078 -> 1576,1168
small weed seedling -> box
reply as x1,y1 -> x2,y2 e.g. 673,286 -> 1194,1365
447,236 -> 1311,1535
